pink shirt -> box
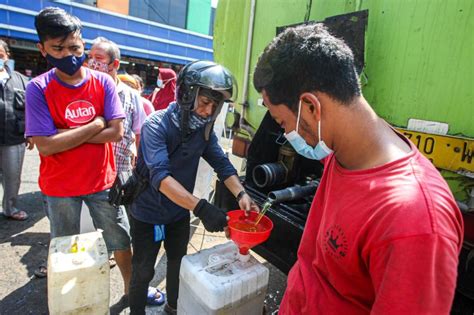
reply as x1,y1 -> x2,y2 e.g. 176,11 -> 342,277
141,96 -> 154,116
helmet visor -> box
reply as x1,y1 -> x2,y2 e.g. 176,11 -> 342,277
196,65 -> 238,102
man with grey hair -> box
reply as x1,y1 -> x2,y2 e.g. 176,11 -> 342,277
88,37 -> 146,173
88,36 -> 146,305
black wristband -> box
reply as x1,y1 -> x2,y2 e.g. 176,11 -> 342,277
236,190 -> 247,202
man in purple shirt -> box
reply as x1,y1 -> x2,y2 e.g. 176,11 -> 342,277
25,7 -> 132,298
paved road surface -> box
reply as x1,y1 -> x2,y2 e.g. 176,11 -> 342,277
2,147 -> 474,314
0,148 -> 286,314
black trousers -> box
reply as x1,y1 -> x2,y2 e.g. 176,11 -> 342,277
129,215 -> 190,315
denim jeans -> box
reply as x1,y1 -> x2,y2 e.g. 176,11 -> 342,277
43,189 -> 131,251
129,214 -> 190,314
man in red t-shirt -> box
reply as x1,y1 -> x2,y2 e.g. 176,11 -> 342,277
253,24 -> 463,314
25,7 -> 132,296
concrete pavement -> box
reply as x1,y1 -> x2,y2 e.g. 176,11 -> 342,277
0,147 -> 286,314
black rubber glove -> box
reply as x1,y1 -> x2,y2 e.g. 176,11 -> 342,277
193,199 -> 228,232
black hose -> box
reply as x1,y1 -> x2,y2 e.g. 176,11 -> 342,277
268,183 -> 318,203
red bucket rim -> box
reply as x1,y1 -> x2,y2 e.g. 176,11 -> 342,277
227,209 -> 273,235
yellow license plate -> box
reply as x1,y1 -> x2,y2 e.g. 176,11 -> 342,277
396,128 -> 474,177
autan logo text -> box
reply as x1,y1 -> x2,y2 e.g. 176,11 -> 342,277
65,100 -> 96,124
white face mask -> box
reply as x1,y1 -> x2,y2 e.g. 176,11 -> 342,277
284,100 -> 334,160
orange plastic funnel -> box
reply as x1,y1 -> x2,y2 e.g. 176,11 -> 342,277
227,210 -> 273,255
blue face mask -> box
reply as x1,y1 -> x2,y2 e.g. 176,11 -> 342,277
46,53 -> 86,76
284,100 -> 334,160
156,79 -> 163,88
5,59 -> 14,71
0,59 -> 4,71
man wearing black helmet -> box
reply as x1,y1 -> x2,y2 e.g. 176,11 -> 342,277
129,61 -> 258,314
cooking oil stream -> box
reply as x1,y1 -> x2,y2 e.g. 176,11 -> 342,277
254,198 -> 274,226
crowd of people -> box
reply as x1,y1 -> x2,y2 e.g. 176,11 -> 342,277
2,6 -> 256,315
0,4 -> 464,315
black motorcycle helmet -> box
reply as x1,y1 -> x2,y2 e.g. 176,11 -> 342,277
176,60 -> 237,141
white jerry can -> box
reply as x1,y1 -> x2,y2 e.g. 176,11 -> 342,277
178,241 -> 269,315
47,231 -> 110,315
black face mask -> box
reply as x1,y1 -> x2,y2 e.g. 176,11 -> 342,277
46,53 -> 86,76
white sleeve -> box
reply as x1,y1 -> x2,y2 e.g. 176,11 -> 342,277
131,90 -> 147,135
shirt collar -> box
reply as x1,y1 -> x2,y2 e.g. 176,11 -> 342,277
116,80 -> 128,94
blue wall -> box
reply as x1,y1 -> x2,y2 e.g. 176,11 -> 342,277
0,0 -> 213,65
